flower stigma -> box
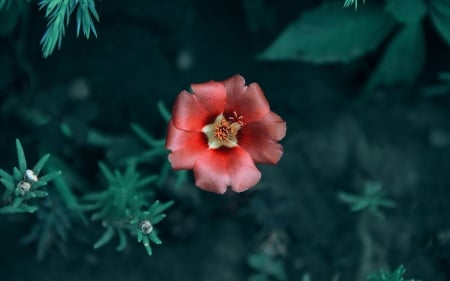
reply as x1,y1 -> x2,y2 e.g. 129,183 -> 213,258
202,112 -> 244,149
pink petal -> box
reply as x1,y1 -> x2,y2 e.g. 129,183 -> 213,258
238,112 -> 286,164
193,147 -> 261,194
222,74 -> 270,124
171,81 -> 226,131
191,81 -> 226,115
165,121 -> 208,169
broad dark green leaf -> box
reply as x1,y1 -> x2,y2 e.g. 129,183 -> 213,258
385,0 -> 427,24
258,2 -> 396,63
365,23 -> 426,92
430,0 -> 450,45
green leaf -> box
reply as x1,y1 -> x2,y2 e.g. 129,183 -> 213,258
150,214 -> 166,225
32,154 -> 50,175
258,2 -> 396,63
76,0 -> 99,38
94,226 -> 115,249
157,101 -> 171,122
0,0 -> 21,37
430,0 -> 450,45
116,229 -> 127,251
0,204 -> 37,214
98,162 -> 115,183
16,139 -> 27,173
0,168 -> 13,181
38,170 -> 61,183
130,123 -> 163,147
0,178 -> 14,191
248,253 -> 287,281
365,23 -> 425,92
385,0 -> 427,24
0,0 -> 11,10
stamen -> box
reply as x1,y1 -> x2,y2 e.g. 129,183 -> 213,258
202,113 -> 244,149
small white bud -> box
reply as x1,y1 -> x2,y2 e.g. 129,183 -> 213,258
139,220 -> 153,234
25,169 -> 38,183
17,181 -> 31,195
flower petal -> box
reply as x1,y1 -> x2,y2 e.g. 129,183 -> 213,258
222,74 -> 270,123
193,147 -> 261,194
166,121 -> 208,169
171,81 -> 226,131
238,112 -> 286,164
190,81 -> 226,116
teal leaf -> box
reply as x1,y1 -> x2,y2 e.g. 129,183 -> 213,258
16,139 -> 27,173
258,2 -> 396,63
157,101 -> 171,122
385,0 -> 427,24
116,229 -> 127,251
94,226 -> 115,249
32,154 -> 50,175
430,0 -> 450,45
248,253 -> 287,281
38,170 -> 61,184
365,23 -> 426,92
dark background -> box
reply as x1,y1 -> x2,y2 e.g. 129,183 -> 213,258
1,0 -> 450,281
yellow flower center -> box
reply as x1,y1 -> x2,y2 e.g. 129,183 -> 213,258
202,112 -> 244,149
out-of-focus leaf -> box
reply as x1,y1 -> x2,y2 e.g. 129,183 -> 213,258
0,0 -> 21,37
248,253 -> 287,281
423,70 -> 450,97
258,2 -> 396,63
365,23 -> 426,92
385,0 -> 427,24
430,0 -> 450,45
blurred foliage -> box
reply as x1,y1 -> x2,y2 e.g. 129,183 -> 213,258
79,162 -> 173,256
258,2 -> 396,64
21,191 -> 74,260
0,0 -> 11,9
0,139 -> 60,214
338,181 -> 396,219
128,102 -> 187,189
247,252 -> 287,281
367,265 -> 418,281
430,0 -> 450,45
259,0 -> 450,97
423,69 -> 450,97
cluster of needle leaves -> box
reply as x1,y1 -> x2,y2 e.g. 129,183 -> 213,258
343,0 -> 366,10
0,0 -> 100,57
39,0 -> 100,57
338,181 -> 397,219
79,162 -> 173,256
0,139 -> 60,214
368,265 -> 418,281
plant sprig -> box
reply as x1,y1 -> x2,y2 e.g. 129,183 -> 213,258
80,162 -> 173,256
338,181 -> 396,219
39,0 -> 99,57
0,139 -> 60,214
343,0 -> 366,10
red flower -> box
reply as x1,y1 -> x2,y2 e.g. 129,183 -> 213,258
165,74 -> 286,194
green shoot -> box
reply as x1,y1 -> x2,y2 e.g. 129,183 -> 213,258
368,265 -> 419,281
0,139 -> 61,214
39,0 -> 99,57
80,162 -> 173,256
338,181 -> 396,219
